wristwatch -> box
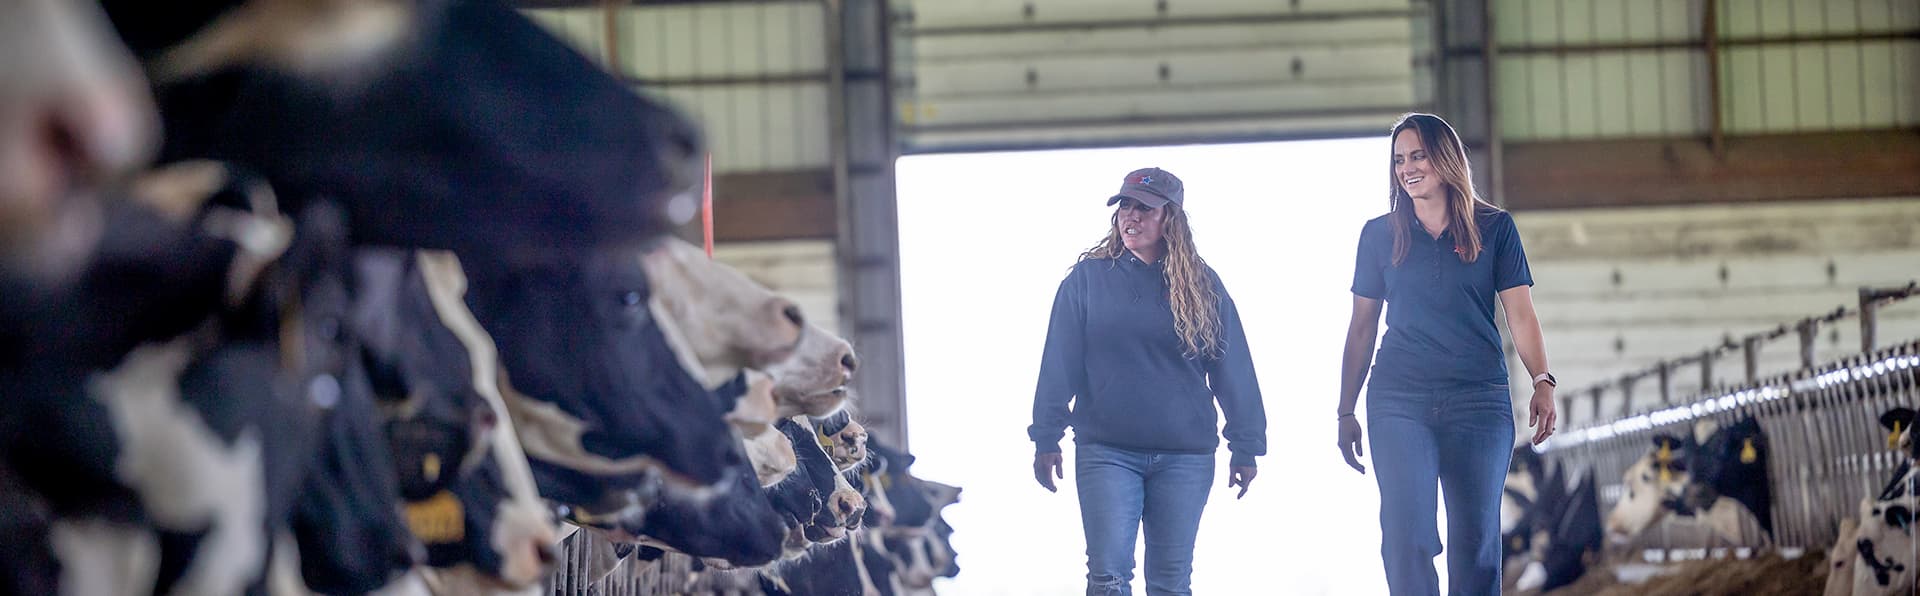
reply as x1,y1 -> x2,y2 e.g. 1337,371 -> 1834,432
1532,372 -> 1557,388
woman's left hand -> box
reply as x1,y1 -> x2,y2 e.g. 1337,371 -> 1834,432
1228,466 -> 1256,499
1529,386 -> 1557,445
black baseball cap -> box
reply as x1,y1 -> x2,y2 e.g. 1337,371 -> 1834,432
1105,167 -> 1184,209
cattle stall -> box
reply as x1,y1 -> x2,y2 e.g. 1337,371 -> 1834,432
1536,286 -> 1920,573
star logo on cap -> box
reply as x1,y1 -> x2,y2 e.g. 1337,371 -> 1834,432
1132,174 -> 1154,184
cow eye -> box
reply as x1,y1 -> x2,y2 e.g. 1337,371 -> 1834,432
1888,506 -> 1913,531
620,290 -> 643,307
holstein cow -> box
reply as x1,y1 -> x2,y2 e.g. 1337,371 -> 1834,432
867,439 -> 964,595
1604,417 -> 1773,549
1533,468 -> 1603,592
358,249 -> 561,591
1603,433 -> 1691,543
98,0 -> 705,259
0,0 -> 159,284
456,247 -> 747,525
1854,462 -> 1918,596
1676,416 -> 1775,544
1819,408 -> 1917,596
2,169 -> 422,595
642,237 -> 859,418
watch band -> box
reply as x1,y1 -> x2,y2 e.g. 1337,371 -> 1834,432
1532,372 -> 1557,387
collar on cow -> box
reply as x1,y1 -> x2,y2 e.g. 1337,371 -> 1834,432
404,490 -> 465,544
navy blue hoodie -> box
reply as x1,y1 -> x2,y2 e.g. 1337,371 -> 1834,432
1028,253 -> 1267,468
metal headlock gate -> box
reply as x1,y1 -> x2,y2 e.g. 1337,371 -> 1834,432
1539,283 -> 1920,558
548,528 -> 772,596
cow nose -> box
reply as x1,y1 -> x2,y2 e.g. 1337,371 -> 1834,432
534,540 -> 559,568
840,350 -> 859,377
832,491 -> 864,524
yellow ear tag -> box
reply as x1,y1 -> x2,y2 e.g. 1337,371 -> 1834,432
1740,438 -> 1757,464
817,424 -> 836,451
422,453 -> 442,484
1655,443 -> 1674,484
405,490 -> 465,545
1891,421 -> 1905,450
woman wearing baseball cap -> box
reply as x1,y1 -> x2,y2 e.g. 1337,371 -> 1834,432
1337,113 -> 1558,595
1029,167 -> 1268,595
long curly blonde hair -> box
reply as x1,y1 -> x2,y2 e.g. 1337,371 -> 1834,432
1077,206 -> 1223,359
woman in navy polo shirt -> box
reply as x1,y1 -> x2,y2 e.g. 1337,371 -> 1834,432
1029,167 -> 1267,596
1336,113 -> 1558,595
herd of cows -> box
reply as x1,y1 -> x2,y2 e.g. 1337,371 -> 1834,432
0,0 -> 959,594
1499,404 -> 1919,595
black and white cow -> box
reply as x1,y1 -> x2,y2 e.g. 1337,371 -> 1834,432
457,247 -> 748,520
1853,459 -> 1917,596
356,249 -> 561,590
1676,416 -> 1775,542
1,165 -> 418,595
98,0 -> 705,259
1604,417 -> 1772,548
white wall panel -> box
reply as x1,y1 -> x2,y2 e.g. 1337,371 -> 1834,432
910,0 -> 1408,28
1514,197 -> 1920,415
525,4 -> 831,174
713,240 -> 840,335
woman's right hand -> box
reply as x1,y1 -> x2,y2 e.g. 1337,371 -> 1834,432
1338,416 -> 1367,474
1034,452 -> 1064,492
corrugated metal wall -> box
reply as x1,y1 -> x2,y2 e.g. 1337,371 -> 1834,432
525,4 -> 834,174
894,0 -> 1429,150
1492,0 -> 1920,141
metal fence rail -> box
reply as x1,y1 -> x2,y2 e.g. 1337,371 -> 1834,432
1543,338 -> 1918,555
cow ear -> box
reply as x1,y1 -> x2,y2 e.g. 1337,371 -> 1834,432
1882,408 -> 1917,432
1651,434 -> 1682,451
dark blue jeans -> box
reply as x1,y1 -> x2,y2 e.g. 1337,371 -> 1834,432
1367,388 -> 1515,596
1075,442 -> 1214,596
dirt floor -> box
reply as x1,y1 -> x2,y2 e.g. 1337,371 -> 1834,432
1520,551 -> 1828,596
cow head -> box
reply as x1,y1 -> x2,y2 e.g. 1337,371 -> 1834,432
354,249 -> 558,589
1604,433 -> 1690,542
456,248 -> 745,516
1540,469 -> 1602,592
1681,416 -> 1773,538
1855,465 -> 1917,596
641,239 -> 806,375
0,0 -> 158,284
100,0 -> 704,259
640,239 -> 857,417
814,411 -> 870,473
767,417 -> 864,554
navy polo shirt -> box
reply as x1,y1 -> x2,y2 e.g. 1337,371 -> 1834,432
1351,207 -> 1532,393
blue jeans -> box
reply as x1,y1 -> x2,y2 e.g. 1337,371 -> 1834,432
1367,388 -> 1515,596
1075,442 -> 1214,596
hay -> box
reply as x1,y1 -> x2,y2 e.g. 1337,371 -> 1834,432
1527,551 -> 1826,596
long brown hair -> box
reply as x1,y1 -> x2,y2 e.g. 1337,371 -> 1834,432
1078,205 -> 1223,359
1387,113 -> 1500,266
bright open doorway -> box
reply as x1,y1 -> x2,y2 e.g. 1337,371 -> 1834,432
895,138 -> 1429,595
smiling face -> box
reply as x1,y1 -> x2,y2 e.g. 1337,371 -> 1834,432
1393,127 -> 1439,203
1114,197 -> 1166,261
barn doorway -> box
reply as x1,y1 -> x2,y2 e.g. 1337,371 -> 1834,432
897,138 -> 1444,595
